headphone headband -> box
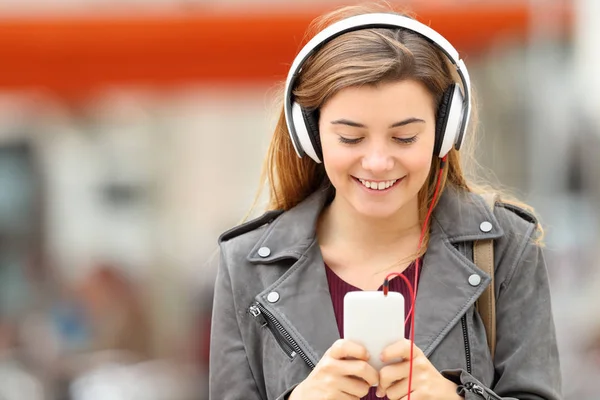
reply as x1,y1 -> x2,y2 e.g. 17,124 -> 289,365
284,13 -> 472,158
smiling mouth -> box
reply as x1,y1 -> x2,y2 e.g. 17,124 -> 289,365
354,177 -> 403,191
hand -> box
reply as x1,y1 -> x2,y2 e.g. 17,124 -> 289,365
376,338 -> 461,400
289,339 -> 379,400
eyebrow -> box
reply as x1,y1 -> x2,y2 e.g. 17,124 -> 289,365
330,117 -> 425,129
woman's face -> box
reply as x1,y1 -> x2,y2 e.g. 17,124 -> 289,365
319,79 -> 436,220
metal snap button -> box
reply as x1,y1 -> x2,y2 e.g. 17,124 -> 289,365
257,246 -> 271,258
267,291 -> 280,303
468,274 -> 482,286
479,221 -> 493,233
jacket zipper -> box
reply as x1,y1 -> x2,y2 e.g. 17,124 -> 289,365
461,314 -> 472,374
459,382 -> 503,400
461,382 -> 486,397
456,243 -> 499,399
249,302 -> 315,369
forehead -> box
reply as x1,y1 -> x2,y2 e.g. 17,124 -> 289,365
321,80 -> 436,120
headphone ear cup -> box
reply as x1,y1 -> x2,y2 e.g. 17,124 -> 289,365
301,107 -> 323,162
291,102 -> 322,163
435,83 -> 464,158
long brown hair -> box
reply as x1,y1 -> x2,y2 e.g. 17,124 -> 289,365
253,2 -> 543,251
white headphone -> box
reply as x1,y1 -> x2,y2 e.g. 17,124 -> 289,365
283,13 -> 472,163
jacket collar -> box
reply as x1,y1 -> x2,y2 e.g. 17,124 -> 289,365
247,185 -> 503,264
246,186 -> 331,264
250,185 -> 505,366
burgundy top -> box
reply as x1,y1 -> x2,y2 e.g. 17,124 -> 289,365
324,261 -> 421,400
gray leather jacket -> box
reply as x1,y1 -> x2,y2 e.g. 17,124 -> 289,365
209,186 -> 562,400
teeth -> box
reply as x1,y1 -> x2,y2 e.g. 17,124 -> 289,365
358,178 -> 398,190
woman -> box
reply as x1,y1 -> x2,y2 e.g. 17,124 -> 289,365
210,4 -> 562,400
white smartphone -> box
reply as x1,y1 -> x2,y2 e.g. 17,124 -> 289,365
343,291 -> 405,371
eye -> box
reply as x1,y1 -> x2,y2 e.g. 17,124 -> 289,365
338,136 -> 363,144
393,135 -> 418,144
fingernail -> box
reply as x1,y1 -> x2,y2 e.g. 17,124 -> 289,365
376,388 -> 384,398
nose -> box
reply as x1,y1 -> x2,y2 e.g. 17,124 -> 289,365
361,143 -> 394,174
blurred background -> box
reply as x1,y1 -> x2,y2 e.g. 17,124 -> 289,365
0,0 -> 598,398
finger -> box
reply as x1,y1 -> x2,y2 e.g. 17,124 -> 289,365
318,357 -> 378,388
378,362 -> 411,391
384,377 -> 411,400
342,359 -> 379,387
325,389 -> 358,400
333,388 -> 360,400
338,375 -> 372,399
398,389 -> 419,400
328,339 -> 370,361
381,338 -> 423,364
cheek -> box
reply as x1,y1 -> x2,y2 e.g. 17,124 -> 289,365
408,134 -> 436,173
322,154 -> 352,184
321,141 -> 355,178
401,145 -> 434,176
413,152 -> 434,173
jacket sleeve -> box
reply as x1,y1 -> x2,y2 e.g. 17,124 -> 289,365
443,234 -> 563,399
209,248 -> 264,400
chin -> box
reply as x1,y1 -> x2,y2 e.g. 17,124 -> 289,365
352,202 -> 404,220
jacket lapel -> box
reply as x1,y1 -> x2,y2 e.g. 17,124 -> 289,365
248,187 -> 340,366
413,224 -> 492,356
255,240 -> 340,367
414,187 -> 504,356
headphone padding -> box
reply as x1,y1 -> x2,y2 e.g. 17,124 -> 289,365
291,102 -> 322,163
301,107 -> 323,162
434,84 -> 455,157
439,84 -> 465,157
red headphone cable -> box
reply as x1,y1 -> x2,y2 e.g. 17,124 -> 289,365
381,155 -> 447,400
